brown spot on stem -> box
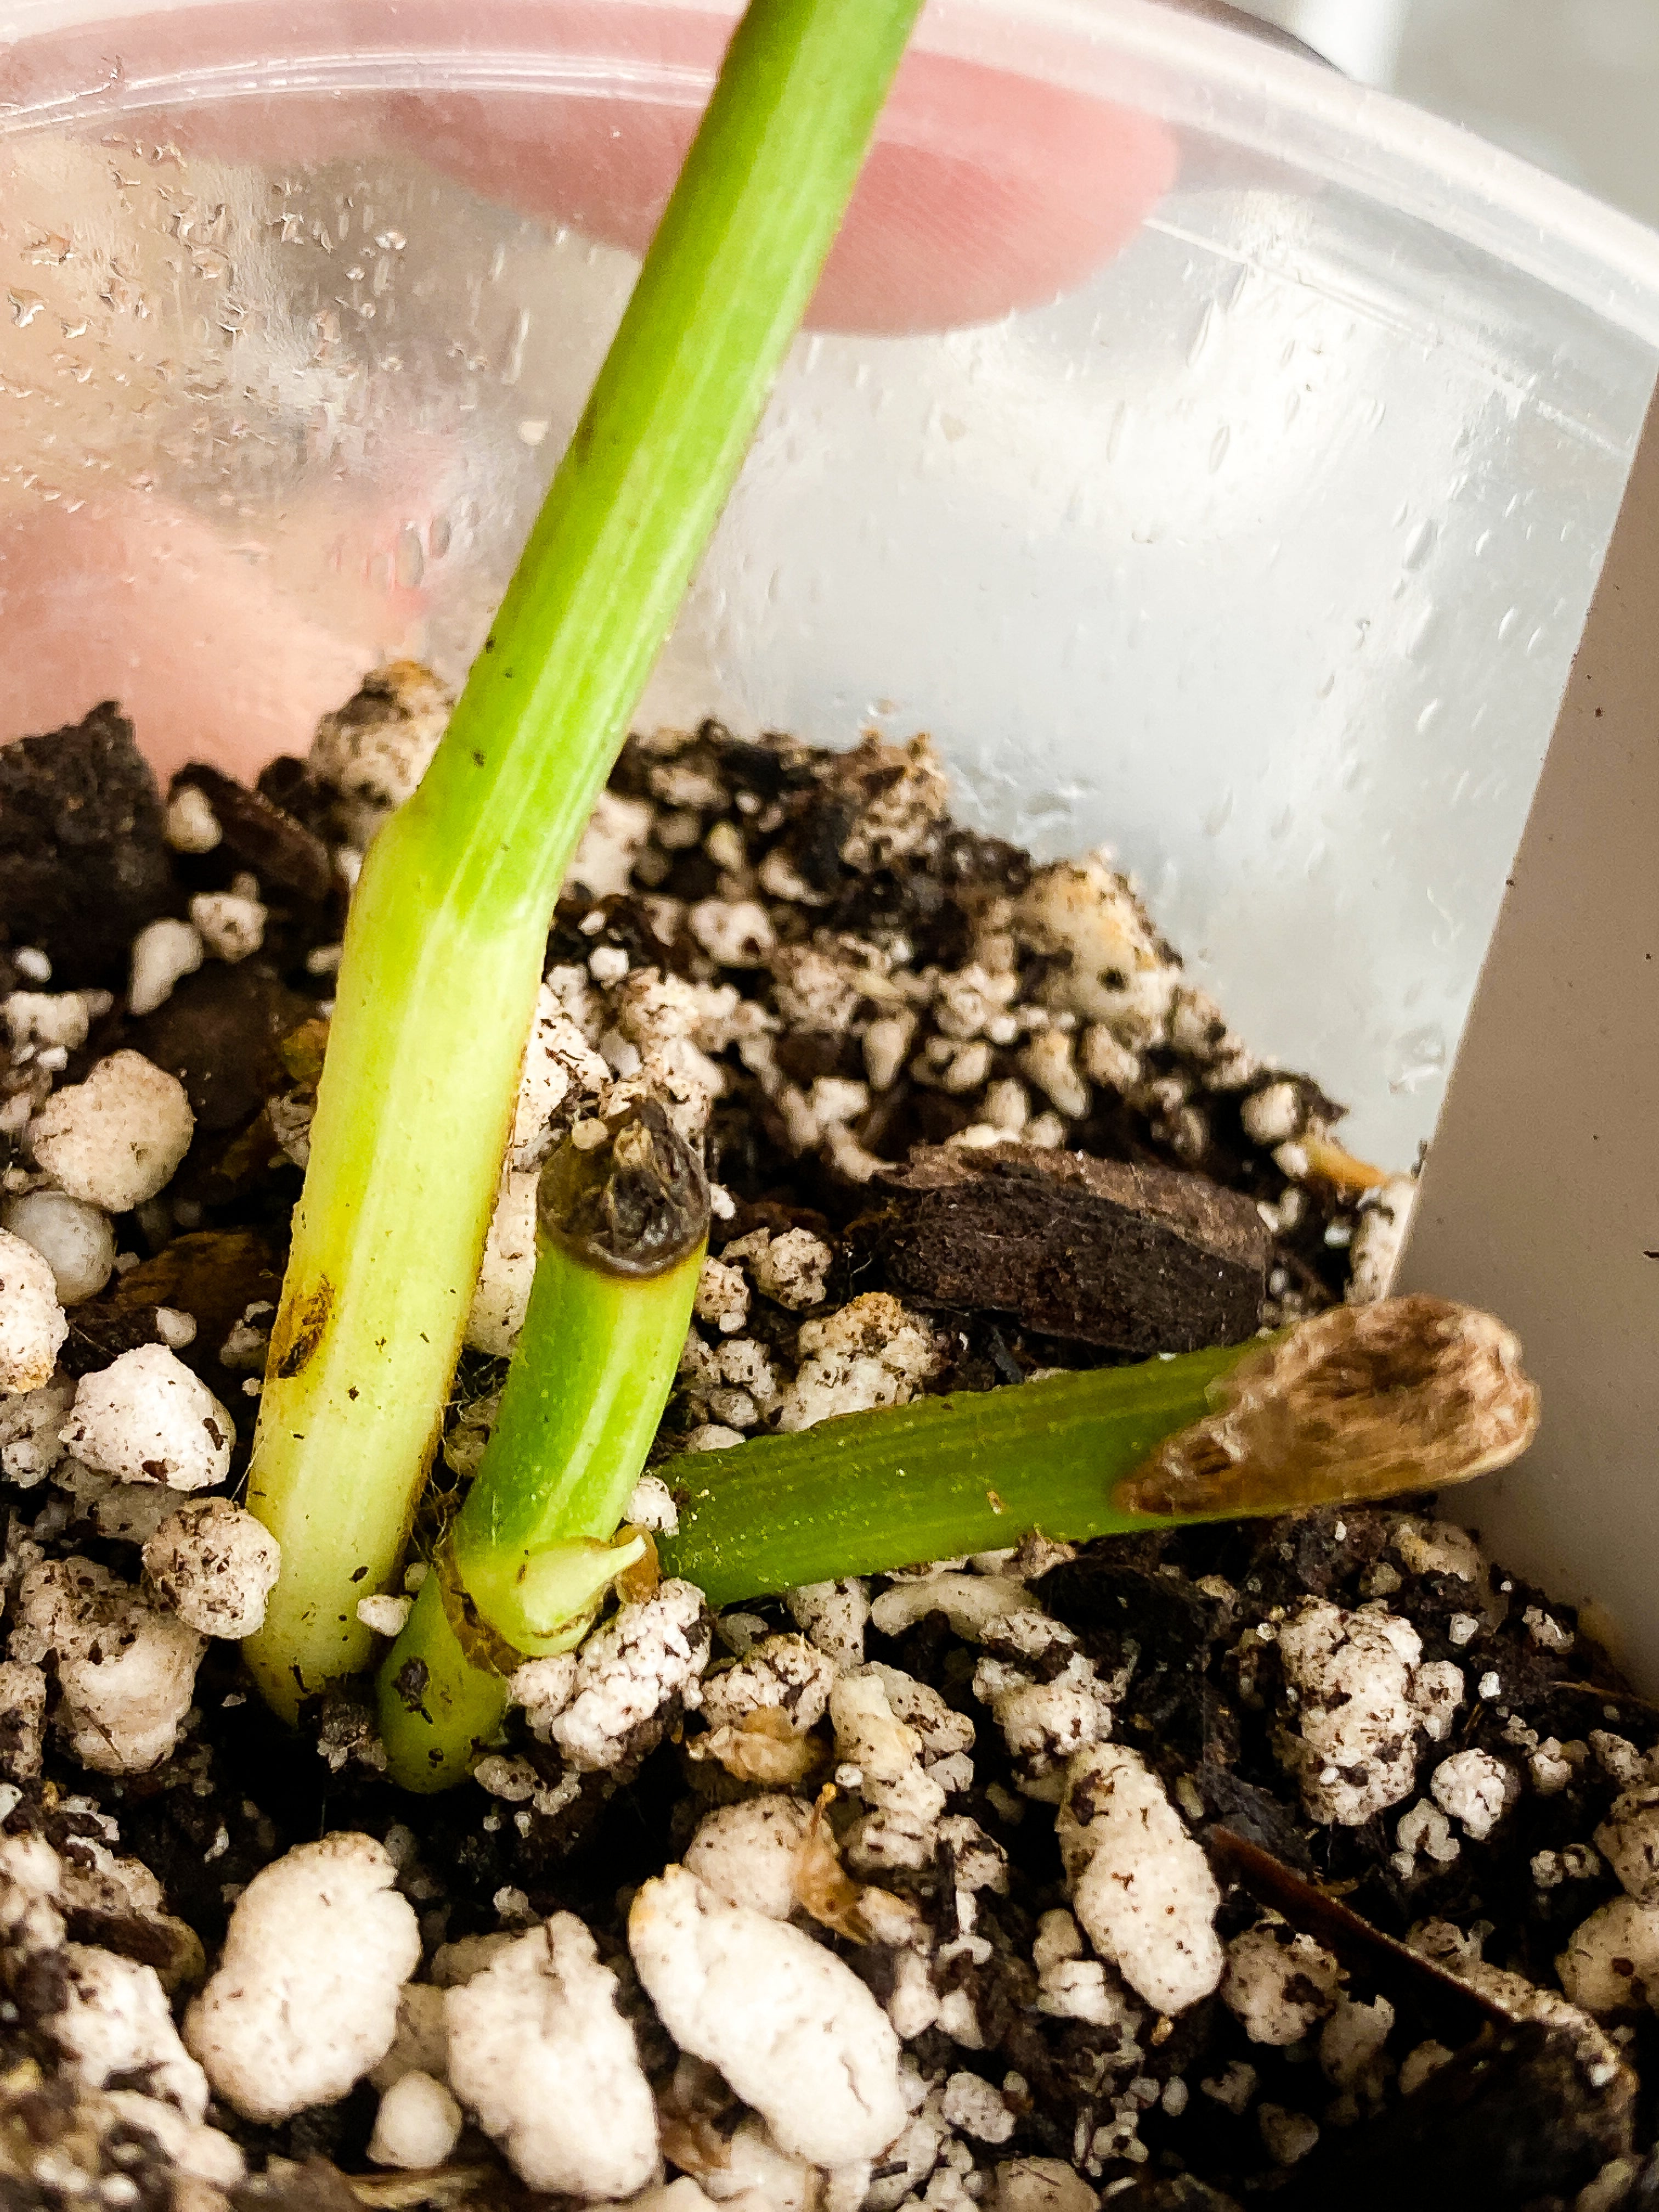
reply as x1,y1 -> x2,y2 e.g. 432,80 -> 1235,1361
391,1657 -> 430,1717
1118,1293 -> 1540,1519
539,1096 -> 709,1279
270,1278 -> 333,1379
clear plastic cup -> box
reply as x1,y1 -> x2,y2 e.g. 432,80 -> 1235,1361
2,0 -> 1656,1170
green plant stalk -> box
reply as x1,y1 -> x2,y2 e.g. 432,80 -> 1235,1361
655,1342 -> 1257,1607
242,0 -> 925,1721
379,1106 -> 708,1791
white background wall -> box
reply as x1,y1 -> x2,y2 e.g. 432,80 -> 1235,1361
1243,0 -> 1659,229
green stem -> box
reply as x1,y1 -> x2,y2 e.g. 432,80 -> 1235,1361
243,0 -> 924,1721
379,1103 -> 708,1791
654,1290 -> 1543,1604
656,1343 -> 1255,1607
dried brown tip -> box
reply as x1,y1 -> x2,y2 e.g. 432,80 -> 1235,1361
1118,1293 -> 1540,1519
538,1096 -> 709,1279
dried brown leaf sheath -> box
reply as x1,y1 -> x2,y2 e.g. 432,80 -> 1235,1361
1119,1294 -> 1539,1519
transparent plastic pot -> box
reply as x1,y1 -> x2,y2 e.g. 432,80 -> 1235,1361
2,5 -> 1657,1162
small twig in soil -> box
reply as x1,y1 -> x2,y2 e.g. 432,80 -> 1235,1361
240,0 -> 926,1721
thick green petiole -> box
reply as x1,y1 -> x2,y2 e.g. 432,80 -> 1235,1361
658,1294 -> 1543,1605
242,0 -> 925,1720
656,1348 -> 1242,1607
379,1102 -> 709,1791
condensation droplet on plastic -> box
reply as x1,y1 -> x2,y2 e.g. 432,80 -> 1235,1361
1186,301 -> 1217,369
8,290 -> 44,328
428,514 -> 452,560
1416,698 -> 1442,735
1388,1024 -> 1446,1095
395,527 -> 425,590
1208,424 -> 1231,473
1497,605 -> 1521,642
1202,792 -> 1233,837
1403,518 -> 1437,570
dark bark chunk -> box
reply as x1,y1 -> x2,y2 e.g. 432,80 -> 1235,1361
853,1143 -> 1268,1352
171,763 -> 335,904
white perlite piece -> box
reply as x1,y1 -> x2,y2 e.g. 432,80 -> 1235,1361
1015,858 -> 1178,1043
510,984 -> 611,1171
623,1475 -> 679,1536
2,1190 -> 115,1306
61,1344 -> 234,1491
0,1376 -> 74,1486
550,1579 -> 710,1771
445,1916 -> 657,2197
1559,1896 -> 1659,2015
1221,1923 -> 1342,2045
1394,1799 -> 1460,1878
1597,1785 -> 1659,1905
10,1557 -> 204,1773
358,1594 -> 413,1637
1258,2105 -> 1319,2168
701,1635 -> 836,1737
53,1944 -> 210,2123
310,662 -> 453,843
1391,1515 -> 1484,1585
465,1169 -> 538,1355
0,1227 -> 66,1392
1346,1176 -> 1417,1305
30,1051 -> 195,1212
508,1652 -> 579,1739
0,1661 -> 45,1780
629,1864 -> 907,2165
994,2159 -> 1099,2212
1430,1749 -> 1512,1841
941,2072 -> 1014,2145
746,1227 -> 833,1311
369,2070 -> 464,2170
165,785 -> 223,853
185,1833 -> 421,2122
1274,1598 -> 1438,1826
189,890 -> 266,964
787,1579 -> 870,1671
870,1572 -> 1032,1644
3,989 -> 94,1052
565,789 -> 654,901
142,1499 -> 280,1639
689,896 -> 775,968
1057,1744 -> 1223,2015
775,1293 -> 939,1432
1320,1992 -> 1395,2100
694,1257 -> 750,1334
684,1796 -> 812,1917
128,917 -> 205,1017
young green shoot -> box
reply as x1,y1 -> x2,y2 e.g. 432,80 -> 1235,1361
379,1100 -> 709,1791
242,0 -> 926,1721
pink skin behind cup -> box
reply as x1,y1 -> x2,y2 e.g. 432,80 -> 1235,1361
0,1 -> 1176,781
